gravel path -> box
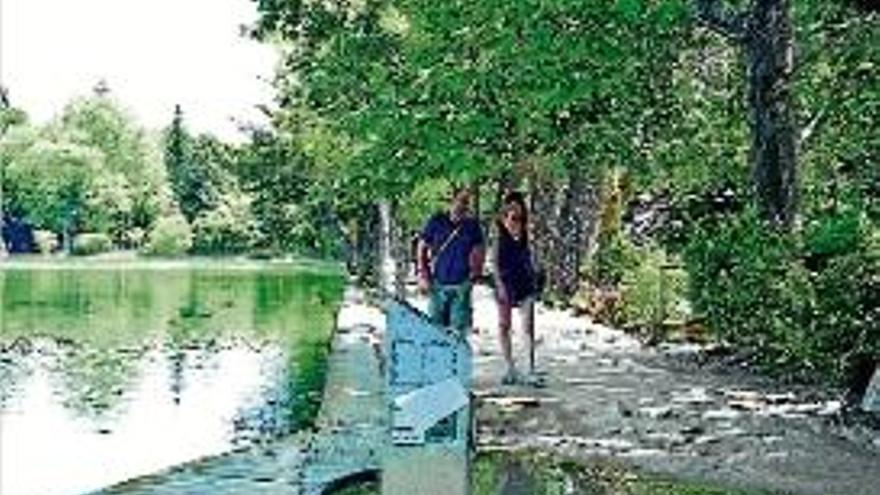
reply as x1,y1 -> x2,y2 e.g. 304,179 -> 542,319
446,285 -> 880,495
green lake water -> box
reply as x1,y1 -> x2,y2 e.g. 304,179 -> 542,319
0,260 -> 344,495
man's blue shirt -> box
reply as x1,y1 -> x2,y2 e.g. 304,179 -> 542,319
421,212 -> 484,285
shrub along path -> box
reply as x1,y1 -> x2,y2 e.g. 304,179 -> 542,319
410,285 -> 880,495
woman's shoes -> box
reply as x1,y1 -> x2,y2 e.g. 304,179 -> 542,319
522,372 -> 547,388
501,367 -> 546,387
501,367 -> 521,386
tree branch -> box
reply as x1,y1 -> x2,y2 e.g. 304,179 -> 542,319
798,105 -> 826,151
694,0 -> 750,43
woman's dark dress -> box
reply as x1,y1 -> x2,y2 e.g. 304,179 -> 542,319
497,229 -> 536,306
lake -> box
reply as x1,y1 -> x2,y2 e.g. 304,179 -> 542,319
0,260 -> 344,495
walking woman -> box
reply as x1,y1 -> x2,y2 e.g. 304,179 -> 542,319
492,191 -> 538,385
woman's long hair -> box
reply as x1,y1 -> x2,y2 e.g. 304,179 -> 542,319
496,191 -> 529,246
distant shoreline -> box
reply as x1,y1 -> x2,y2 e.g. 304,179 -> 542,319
0,253 -> 344,273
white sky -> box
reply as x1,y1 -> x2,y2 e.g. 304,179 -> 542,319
0,0 -> 279,142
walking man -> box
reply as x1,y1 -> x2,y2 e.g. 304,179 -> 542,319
417,185 -> 485,335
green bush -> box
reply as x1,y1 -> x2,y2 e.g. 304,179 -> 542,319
71,233 -> 113,256
683,210 -> 813,369
33,230 -> 58,255
804,209 -> 863,260
620,246 -> 690,335
683,208 -> 879,381
191,200 -> 256,255
804,220 -> 880,382
142,212 -> 192,256
589,231 -> 640,288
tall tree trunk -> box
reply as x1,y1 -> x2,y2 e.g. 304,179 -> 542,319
491,170 -> 515,252
390,200 -> 408,299
0,167 -> 6,258
563,168 -> 602,297
63,201 -> 76,255
556,170 -> 582,297
353,204 -> 380,286
746,0 -> 797,227
696,0 -> 797,228
377,199 -> 408,299
529,171 -> 554,292
580,174 -> 603,265
378,200 -> 394,295
495,176 -> 506,214
526,160 -> 602,301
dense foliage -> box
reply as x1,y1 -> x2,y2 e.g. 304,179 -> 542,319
248,0 -> 878,385
1,93 -> 174,253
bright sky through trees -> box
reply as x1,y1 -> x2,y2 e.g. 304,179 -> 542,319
0,0 -> 278,142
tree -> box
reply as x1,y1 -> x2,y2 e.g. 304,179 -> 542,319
164,105 -> 208,223
191,189 -> 257,254
163,107 -> 235,225
4,139 -> 101,252
1,86 -> 29,256
695,0 -> 798,227
0,87 -> 27,132
793,0 -> 880,224
83,172 -> 134,241
59,94 -> 170,242
235,130 -> 309,251
254,0 -> 691,291
230,124 -> 357,257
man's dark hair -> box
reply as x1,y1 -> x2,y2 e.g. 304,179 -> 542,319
450,182 -> 470,198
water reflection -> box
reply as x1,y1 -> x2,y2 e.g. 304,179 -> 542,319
0,262 -> 342,495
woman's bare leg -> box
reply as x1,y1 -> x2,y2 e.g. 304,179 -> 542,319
498,299 -> 515,377
521,297 -> 536,374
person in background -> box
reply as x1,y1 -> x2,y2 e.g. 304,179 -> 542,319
492,191 -> 538,385
417,185 -> 485,335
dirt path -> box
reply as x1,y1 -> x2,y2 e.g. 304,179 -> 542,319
412,285 -> 880,495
